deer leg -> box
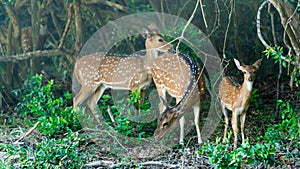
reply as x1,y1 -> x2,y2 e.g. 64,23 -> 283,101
87,85 -> 106,114
179,116 -> 185,145
221,104 -> 229,143
73,86 -> 95,110
157,87 -> 167,112
138,88 -> 147,111
231,111 -> 239,148
240,112 -> 246,144
193,105 -> 202,144
177,97 -> 185,145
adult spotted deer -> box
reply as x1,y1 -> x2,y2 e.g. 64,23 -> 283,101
73,29 -> 173,118
153,51 -> 205,144
218,58 -> 262,148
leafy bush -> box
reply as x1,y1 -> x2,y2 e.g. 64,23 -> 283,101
197,136 -> 275,168
263,100 -> 299,155
13,74 -> 81,136
99,89 -> 155,139
0,132 -> 90,168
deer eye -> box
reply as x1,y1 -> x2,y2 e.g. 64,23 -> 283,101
158,38 -> 163,42
243,71 -> 246,74
162,122 -> 169,128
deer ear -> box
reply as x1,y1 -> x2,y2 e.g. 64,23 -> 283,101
234,59 -> 242,70
141,28 -> 151,39
253,58 -> 262,69
148,23 -> 159,33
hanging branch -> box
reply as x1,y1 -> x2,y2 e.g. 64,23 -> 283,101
199,0 -> 208,28
222,0 -> 234,59
257,0 -> 300,68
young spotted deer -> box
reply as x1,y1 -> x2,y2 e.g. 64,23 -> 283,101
152,51 -> 205,144
73,29 -> 173,118
218,58 -> 262,148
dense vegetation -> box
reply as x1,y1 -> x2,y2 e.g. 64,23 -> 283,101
0,0 -> 299,168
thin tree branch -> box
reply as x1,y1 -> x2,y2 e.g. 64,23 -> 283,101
58,4 -> 72,50
0,49 -> 65,62
222,0 -> 234,59
199,0 -> 208,28
81,0 -> 127,11
13,121 -> 41,144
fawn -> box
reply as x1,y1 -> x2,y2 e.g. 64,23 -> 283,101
218,58 -> 262,148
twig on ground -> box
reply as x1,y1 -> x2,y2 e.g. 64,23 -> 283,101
13,121 -> 40,144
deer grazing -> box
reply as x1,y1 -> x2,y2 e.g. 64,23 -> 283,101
218,58 -> 262,148
153,51 -> 205,144
73,29 -> 173,118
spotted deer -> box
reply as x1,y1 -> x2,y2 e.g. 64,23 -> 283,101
152,51 -> 205,144
73,29 -> 173,118
218,58 -> 262,148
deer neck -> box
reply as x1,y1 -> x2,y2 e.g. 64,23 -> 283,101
167,53 -> 200,117
144,49 -> 158,69
238,75 -> 254,102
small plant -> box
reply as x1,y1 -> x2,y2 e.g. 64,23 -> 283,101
13,74 -> 81,136
250,89 -> 262,108
98,90 -> 155,139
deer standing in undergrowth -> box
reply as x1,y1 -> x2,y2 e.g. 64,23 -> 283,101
73,29 -> 173,120
152,50 -> 206,144
218,58 -> 262,148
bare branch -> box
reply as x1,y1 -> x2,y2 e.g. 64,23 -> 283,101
58,4 -> 72,50
13,121 -> 41,144
85,160 -> 179,168
81,0 -> 127,12
0,49 -> 65,62
199,0 -> 208,28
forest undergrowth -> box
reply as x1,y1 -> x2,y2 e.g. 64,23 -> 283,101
0,73 -> 299,169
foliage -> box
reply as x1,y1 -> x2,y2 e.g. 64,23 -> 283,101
250,89 -> 262,109
0,132 -> 90,168
98,89 -> 155,139
263,46 -> 300,87
197,134 -> 275,168
128,0 -> 154,13
264,100 -> 300,149
13,74 -> 81,136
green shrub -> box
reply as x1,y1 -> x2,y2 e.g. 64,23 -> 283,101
13,74 -> 81,136
98,89 -> 155,139
1,132 -> 90,168
263,100 -> 299,157
197,136 -> 275,168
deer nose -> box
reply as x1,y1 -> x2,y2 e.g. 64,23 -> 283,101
248,77 -> 253,82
